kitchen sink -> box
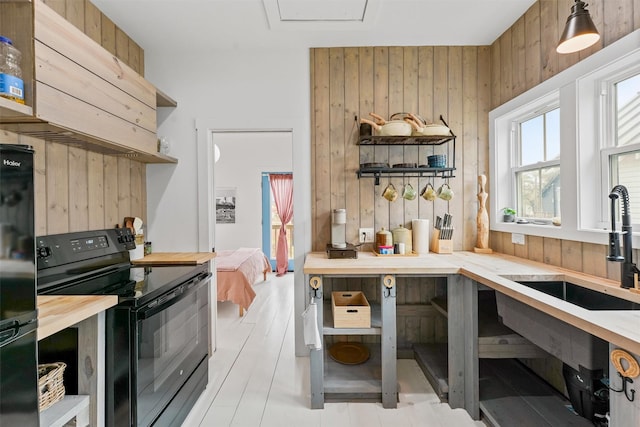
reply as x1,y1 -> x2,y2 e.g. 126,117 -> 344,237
516,280 -> 640,311
493,278 -> 626,372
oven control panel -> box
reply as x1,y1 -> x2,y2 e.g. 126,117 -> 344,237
70,235 -> 109,252
36,228 -> 136,270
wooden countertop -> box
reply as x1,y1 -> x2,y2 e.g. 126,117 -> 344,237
304,251 -> 460,275
131,252 -> 216,265
37,295 -> 118,340
304,251 -> 640,355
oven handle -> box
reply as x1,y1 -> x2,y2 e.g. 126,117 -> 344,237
137,272 -> 212,320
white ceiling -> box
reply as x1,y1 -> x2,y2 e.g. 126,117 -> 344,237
92,0 -> 538,53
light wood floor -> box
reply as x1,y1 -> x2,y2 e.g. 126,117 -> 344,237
182,273 -> 485,427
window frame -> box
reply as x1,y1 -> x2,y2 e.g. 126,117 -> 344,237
512,107 -> 561,221
490,29 -> 640,248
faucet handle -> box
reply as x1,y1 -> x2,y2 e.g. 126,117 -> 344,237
608,231 -> 625,262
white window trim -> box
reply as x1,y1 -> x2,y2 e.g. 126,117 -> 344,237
490,29 -> 640,248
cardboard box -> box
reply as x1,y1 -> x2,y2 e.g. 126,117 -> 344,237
331,291 -> 371,328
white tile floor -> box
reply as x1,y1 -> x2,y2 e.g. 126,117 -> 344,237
182,272 -> 485,427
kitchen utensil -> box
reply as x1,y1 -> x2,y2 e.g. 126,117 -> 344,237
421,183 -> 436,201
392,163 -> 417,168
133,217 -> 143,234
402,183 -> 417,200
360,162 -> 389,169
359,122 -> 372,137
437,183 -> 454,201
404,115 -> 429,136
405,113 -> 452,136
420,123 -> 451,136
328,342 -> 370,365
437,213 -> 454,239
360,112 -> 412,136
427,154 -> 447,168
381,183 -> 398,202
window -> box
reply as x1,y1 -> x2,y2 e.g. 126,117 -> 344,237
514,109 -> 561,220
490,29 -> 640,246
606,73 -> 640,223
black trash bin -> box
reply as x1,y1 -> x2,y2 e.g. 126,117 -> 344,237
562,363 -> 609,422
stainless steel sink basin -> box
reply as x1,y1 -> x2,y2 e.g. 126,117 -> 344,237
516,280 -> 640,311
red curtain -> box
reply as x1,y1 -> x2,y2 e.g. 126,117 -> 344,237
269,174 -> 294,276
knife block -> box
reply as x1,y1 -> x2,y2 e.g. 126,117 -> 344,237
430,229 -> 453,254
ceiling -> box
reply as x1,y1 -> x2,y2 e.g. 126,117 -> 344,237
92,0 -> 538,53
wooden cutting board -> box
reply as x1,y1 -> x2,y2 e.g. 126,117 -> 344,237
131,252 -> 216,265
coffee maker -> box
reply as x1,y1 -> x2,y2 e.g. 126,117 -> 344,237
327,208 -> 357,259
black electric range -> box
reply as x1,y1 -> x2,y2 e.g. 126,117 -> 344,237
36,228 -> 211,427
36,228 -> 206,303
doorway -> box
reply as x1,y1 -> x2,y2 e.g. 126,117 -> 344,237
262,172 -> 294,271
211,131 -> 293,253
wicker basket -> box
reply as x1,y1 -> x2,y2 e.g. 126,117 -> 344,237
38,362 -> 66,411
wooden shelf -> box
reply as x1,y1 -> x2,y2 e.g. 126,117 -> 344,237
324,342 -> 382,396
479,359 -> 593,427
309,275 -> 397,409
40,395 -> 89,427
431,292 -> 548,359
117,151 -> 178,164
413,343 -> 449,400
358,134 -> 454,146
0,96 -> 33,118
322,303 -> 381,335
156,87 -> 177,107
0,1 -> 179,165
413,346 -> 593,426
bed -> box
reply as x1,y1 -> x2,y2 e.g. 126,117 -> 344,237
216,247 -> 271,316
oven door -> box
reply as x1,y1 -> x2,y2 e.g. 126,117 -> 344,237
133,272 -> 211,427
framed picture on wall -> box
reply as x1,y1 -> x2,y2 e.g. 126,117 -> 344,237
216,187 -> 236,224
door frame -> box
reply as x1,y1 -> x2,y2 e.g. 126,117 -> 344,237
196,119 -> 311,357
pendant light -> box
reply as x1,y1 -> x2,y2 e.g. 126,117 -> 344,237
557,0 -> 600,54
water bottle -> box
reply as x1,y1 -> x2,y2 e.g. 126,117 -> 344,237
0,35 -> 25,104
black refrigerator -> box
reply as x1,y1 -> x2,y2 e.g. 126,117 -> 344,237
0,144 -> 39,426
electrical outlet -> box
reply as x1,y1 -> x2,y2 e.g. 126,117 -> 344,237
359,228 -> 374,243
511,233 -> 525,245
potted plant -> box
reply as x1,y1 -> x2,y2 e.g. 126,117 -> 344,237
501,207 -> 516,222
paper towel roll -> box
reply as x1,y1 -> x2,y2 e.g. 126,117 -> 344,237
412,219 -> 430,254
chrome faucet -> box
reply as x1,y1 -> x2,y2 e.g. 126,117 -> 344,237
608,185 -> 639,288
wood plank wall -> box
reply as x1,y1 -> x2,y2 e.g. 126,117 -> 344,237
310,0 -> 640,393
489,0 -> 640,282
0,0 -> 147,235
310,1 -> 640,270
310,46 -> 491,253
